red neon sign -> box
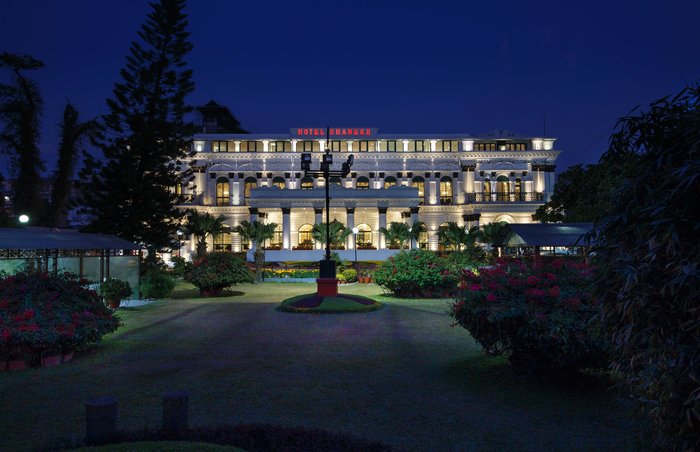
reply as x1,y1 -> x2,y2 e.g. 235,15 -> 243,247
291,128 -> 377,137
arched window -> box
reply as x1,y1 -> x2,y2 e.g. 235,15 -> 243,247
213,231 -> 232,251
496,175 -> 509,201
272,176 -> 285,189
301,176 -> 314,190
514,178 -> 522,200
355,223 -> 372,246
243,177 -> 257,204
329,176 -> 341,186
216,177 -> 229,206
298,224 -> 313,247
417,223 -> 428,249
269,223 -> 282,248
356,176 -> 369,189
412,176 -> 425,205
384,176 -> 397,189
439,176 -> 453,205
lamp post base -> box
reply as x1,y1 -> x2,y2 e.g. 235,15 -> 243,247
316,278 -> 339,297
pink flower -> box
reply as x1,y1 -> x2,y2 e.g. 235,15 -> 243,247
469,284 -> 481,291
548,286 -> 561,297
527,275 -> 540,286
486,293 -> 497,302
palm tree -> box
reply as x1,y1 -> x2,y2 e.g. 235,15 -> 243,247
232,220 -> 278,283
408,220 -> 426,249
184,210 -> 227,258
478,221 -> 509,257
312,219 -> 351,249
379,221 -> 412,250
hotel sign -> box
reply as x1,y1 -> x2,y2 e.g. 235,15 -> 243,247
291,127 -> 378,137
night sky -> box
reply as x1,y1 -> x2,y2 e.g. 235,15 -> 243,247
1,0 -> 698,175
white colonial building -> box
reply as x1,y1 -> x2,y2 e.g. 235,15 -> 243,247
176,103 -> 559,262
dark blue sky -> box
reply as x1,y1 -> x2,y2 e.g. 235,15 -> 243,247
1,0 -> 698,174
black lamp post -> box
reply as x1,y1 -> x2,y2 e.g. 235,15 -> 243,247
301,128 -> 354,281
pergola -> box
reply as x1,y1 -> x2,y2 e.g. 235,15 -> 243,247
502,223 -> 594,256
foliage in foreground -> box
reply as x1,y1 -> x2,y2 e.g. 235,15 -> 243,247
184,252 -> 253,296
0,271 -> 120,362
140,271 -> 176,299
451,259 -> 607,373
373,249 -> 461,297
594,84 -> 700,449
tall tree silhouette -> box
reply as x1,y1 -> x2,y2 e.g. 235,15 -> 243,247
79,0 -> 194,249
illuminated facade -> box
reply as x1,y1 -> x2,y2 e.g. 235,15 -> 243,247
177,116 -> 559,261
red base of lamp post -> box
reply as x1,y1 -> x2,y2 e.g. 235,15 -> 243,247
316,278 -> 339,297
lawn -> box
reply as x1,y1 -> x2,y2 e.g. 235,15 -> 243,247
0,281 -> 635,451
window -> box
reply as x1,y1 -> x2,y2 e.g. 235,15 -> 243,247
243,177 -> 256,203
272,177 -> 285,189
417,223 -> 428,249
383,140 -> 397,152
269,141 -> 290,152
412,176 -> 425,205
484,179 -> 491,195
356,176 -> 370,189
514,178 -> 522,199
384,176 -> 397,188
474,143 -> 497,151
358,140 -> 376,152
330,140 -> 343,152
355,223 -> 372,245
300,140 -> 320,152
212,141 -> 228,152
329,176 -> 341,186
216,177 -> 229,206
213,231 -> 232,251
414,140 -> 425,152
496,175 -> 509,201
269,224 -> 282,248
440,140 -> 458,152
506,143 -> 527,150
300,176 -> 314,189
242,141 -> 259,152
439,176 -> 453,205
298,224 -> 313,246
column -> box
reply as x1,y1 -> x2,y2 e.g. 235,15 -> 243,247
410,206 -> 420,249
346,207 -> 355,249
228,176 -> 235,206
314,207 -> 323,249
207,173 -> 217,206
378,207 -> 387,249
462,164 -> 475,203
248,208 -> 258,254
282,208 -> 291,250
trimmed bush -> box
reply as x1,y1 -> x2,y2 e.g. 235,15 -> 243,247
0,271 -> 120,363
184,252 -> 253,296
373,249 -> 459,297
340,268 -> 357,282
450,258 -> 607,373
140,272 -> 176,299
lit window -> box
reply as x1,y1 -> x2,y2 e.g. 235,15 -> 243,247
244,177 -> 257,203
439,176 -> 453,205
272,177 -> 285,189
216,177 -> 229,206
412,176 -> 425,205
298,224 -> 313,246
384,176 -> 397,188
355,223 -> 372,245
330,140 -> 343,152
213,231 -> 232,251
358,141 -> 376,152
301,176 -> 314,189
212,141 -> 228,152
242,141 -> 259,152
269,141 -> 290,152
356,176 -> 370,189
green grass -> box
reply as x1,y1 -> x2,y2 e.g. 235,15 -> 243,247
72,441 -> 243,451
0,281 -> 635,451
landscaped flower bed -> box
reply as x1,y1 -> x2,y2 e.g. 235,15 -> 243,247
450,258 -> 608,373
262,268 -> 319,279
0,271 -> 121,369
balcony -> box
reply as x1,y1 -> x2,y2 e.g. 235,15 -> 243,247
466,192 -> 544,203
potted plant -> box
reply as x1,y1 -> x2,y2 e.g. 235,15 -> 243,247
99,278 -> 132,309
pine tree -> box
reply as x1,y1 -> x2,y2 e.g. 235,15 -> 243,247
80,0 -> 194,249
0,52 -> 44,222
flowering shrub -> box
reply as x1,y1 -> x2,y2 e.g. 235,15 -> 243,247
0,271 -> 120,362
450,259 -> 607,373
373,249 -> 459,297
184,252 -> 253,296
140,271 -> 175,299
262,268 -> 319,278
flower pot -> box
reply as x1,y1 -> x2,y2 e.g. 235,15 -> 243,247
42,354 -> 62,368
107,298 -> 121,309
8,358 -> 27,371
62,352 -> 74,363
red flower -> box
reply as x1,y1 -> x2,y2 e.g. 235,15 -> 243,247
486,293 -> 497,302
548,286 -> 561,297
527,275 -> 540,286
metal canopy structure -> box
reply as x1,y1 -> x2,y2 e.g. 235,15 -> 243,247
0,227 -> 140,251
503,223 -> 594,248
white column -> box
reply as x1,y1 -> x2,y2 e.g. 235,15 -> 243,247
430,140 -> 437,152
409,207 -> 419,249
346,208 -> 355,249
402,140 -> 409,152
462,140 -> 474,151
232,181 -> 241,205
378,207 -> 387,249
262,140 -> 269,153
347,140 -> 353,152
282,208 -> 291,250
234,141 -> 241,152
228,179 -> 235,206
291,139 -> 297,153
428,179 -> 438,205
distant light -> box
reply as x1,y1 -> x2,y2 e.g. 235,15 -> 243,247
176,230 -> 183,236
18,214 -> 29,224
3,196 -> 9,202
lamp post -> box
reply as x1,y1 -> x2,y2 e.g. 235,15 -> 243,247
352,226 -> 359,276
18,214 -> 29,224
301,127 -> 354,296
176,230 -> 183,257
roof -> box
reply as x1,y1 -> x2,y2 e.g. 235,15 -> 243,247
0,227 -> 140,250
503,223 -> 594,247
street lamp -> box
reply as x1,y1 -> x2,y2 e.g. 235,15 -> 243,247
176,230 -> 183,257
352,226 -> 359,275
18,214 -> 29,224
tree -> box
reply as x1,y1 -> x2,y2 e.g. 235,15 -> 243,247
437,222 -> 479,251
232,220 -> 278,283
79,0 -> 195,250
184,210 -> 227,258
42,103 -> 95,227
312,219 -> 351,249
0,52 -> 44,221
478,222 -> 508,257
594,85 -> 699,449
379,221 -> 412,250
408,220 -> 426,249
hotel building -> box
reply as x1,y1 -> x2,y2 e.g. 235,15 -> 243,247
177,103 -> 560,262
